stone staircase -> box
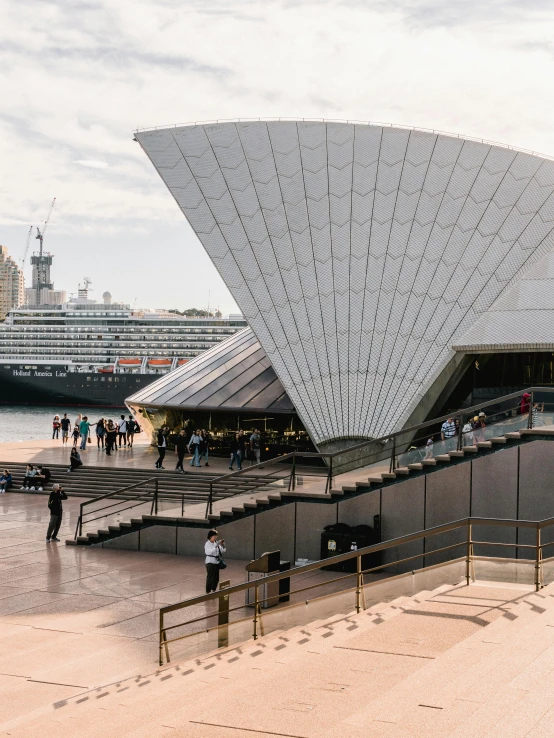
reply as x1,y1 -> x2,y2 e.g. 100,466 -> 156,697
67,427 -> 554,547
5,577 -> 554,737
1,460 -> 283,506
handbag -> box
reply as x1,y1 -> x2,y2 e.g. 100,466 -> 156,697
217,544 -> 227,569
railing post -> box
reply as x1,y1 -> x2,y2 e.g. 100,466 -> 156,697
466,521 -> 472,586
528,390 -> 535,429
181,494 -> 184,517
535,524 -> 542,592
289,452 -> 296,492
389,438 -> 396,473
155,479 -> 159,515
205,482 -> 213,519
356,552 -> 362,614
326,456 -> 333,495
253,584 -> 259,640
74,515 -> 82,540
159,611 -> 164,666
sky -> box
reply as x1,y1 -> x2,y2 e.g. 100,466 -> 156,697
1,0 -> 554,312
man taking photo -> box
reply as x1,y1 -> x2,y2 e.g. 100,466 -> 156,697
46,483 -> 68,542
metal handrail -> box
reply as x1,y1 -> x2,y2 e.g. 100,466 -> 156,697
74,477 -> 158,539
158,514 -> 553,664
203,386 -> 554,513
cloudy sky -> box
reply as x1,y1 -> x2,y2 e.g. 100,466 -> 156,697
1,0 -> 554,312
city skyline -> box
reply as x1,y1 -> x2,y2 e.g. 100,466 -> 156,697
2,0 -> 554,310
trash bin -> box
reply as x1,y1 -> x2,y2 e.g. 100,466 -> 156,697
321,523 -> 376,572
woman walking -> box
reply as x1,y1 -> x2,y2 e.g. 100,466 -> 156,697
52,415 -> 61,440
96,418 -> 106,449
204,530 -> 226,594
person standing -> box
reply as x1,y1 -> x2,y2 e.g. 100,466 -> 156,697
440,416 -> 457,453
105,420 -> 117,455
237,431 -> 247,468
204,530 -> 226,593
79,416 -> 90,451
229,433 -> 242,471
188,429 -> 202,468
95,418 -> 105,448
155,426 -> 169,469
52,415 -> 61,440
60,414 -> 71,446
126,415 -> 137,447
72,424 -> 80,448
117,415 -> 127,448
175,429 -> 188,472
46,484 -> 68,542
520,392 -> 532,416
250,429 -> 261,466
200,429 -> 211,466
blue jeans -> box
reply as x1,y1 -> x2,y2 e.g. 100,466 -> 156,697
189,447 -> 200,467
229,451 -> 242,470
80,433 -> 88,450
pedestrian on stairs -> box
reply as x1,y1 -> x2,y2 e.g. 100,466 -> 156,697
46,484 -> 68,542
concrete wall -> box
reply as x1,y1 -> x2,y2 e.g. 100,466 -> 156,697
101,439 -> 554,571
471,447 -> 518,558
380,477 -> 425,573
425,463 -> 471,566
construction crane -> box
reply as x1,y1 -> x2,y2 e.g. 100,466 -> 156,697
34,198 -> 56,305
20,226 -> 32,271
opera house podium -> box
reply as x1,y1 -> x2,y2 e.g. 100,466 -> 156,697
245,551 -> 290,608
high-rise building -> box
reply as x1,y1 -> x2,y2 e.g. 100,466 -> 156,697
24,251 -> 66,306
0,245 -> 24,321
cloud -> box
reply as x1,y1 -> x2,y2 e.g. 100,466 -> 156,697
74,160 -> 110,169
2,0 -> 554,312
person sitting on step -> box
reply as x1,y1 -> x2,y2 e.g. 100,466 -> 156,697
21,464 -> 37,490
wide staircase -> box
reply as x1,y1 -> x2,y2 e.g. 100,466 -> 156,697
0,461 -> 281,504
6,576 -> 554,737
66,425 -> 554,547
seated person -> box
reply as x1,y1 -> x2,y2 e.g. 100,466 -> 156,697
0,469 -> 12,493
33,465 -> 52,491
68,448 -> 83,473
21,464 -> 37,490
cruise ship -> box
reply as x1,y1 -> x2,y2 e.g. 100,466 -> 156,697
0,284 -> 247,406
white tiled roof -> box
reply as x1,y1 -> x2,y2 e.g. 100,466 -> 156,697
136,122 -> 554,444
453,251 -> 554,351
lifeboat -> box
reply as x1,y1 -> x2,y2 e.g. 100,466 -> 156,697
119,358 -> 141,365
98,366 -> 114,373
178,359 -> 189,365
148,359 -> 172,366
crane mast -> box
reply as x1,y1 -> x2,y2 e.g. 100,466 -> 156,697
34,198 -> 56,306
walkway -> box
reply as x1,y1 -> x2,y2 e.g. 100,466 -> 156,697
0,493 -> 345,729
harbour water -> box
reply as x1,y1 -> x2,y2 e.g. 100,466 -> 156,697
0,405 -> 122,443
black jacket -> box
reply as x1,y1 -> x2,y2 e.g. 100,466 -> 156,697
157,430 -> 168,448
175,436 -> 188,454
48,490 -> 68,516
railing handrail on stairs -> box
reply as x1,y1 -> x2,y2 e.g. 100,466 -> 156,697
74,477 -> 159,539
159,513 -> 554,665
204,385 -> 554,515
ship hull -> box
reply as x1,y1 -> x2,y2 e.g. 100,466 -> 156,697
0,367 -> 156,407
